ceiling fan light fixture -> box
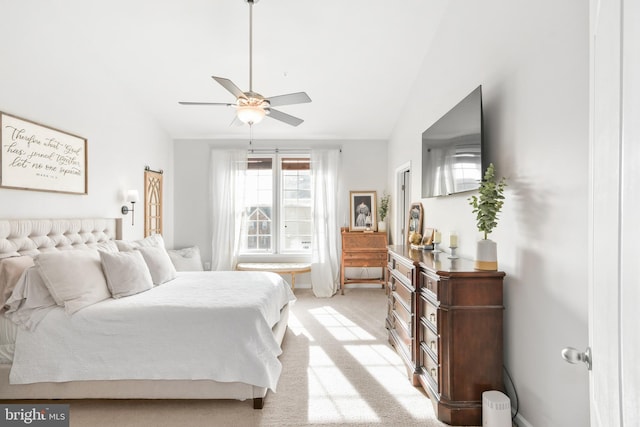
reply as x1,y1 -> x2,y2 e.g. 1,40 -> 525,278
237,105 -> 266,124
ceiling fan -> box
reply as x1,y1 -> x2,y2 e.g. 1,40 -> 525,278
179,0 -> 311,127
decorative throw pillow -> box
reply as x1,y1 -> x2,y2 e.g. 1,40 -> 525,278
167,246 -> 204,271
136,246 -> 177,285
35,250 -> 111,314
99,250 -> 154,298
115,234 -> 165,252
96,240 -> 119,253
0,256 -> 35,310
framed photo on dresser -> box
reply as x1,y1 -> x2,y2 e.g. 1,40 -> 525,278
349,191 -> 377,231
407,202 -> 423,244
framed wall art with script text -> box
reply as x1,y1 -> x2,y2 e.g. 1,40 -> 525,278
0,112 -> 87,194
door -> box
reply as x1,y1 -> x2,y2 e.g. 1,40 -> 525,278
395,163 -> 411,246
589,0 -> 639,424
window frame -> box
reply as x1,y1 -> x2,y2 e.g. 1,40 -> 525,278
239,152 -> 312,260
279,154 -> 312,254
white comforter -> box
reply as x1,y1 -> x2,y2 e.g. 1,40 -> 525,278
10,271 -> 295,391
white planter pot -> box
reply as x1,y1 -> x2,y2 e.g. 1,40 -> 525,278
377,221 -> 386,232
475,239 -> 498,270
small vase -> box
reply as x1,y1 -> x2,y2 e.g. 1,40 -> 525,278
475,239 -> 498,270
377,221 -> 386,232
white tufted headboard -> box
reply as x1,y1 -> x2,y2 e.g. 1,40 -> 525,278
0,218 -> 122,259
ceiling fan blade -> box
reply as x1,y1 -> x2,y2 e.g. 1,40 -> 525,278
267,109 -> 304,127
178,101 -> 233,106
266,92 -> 312,107
229,115 -> 244,127
212,76 -> 246,99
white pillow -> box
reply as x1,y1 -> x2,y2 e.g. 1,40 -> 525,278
35,250 -> 111,314
136,246 -> 177,285
4,266 -> 56,330
96,240 -> 119,253
167,246 -> 204,271
0,256 -> 35,310
99,250 -> 154,298
115,234 -> 165,252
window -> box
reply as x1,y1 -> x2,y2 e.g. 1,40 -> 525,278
241,154 -> 312,255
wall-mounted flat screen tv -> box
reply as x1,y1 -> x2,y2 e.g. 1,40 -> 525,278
421,85 -> 484,198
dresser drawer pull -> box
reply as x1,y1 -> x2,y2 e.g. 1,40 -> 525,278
429,313 -> 436,323
430,368 -> 437,379
430,340 -> 436,351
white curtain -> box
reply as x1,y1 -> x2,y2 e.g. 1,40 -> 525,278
310,149 -> 341,297
210,149 -> 247,271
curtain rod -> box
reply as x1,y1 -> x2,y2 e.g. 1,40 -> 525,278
247,147 -> 342,154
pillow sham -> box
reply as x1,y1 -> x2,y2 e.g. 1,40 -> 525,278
0,256 -> 35,310
99,250 -> 153,298
167,246 -> 204,271
35,250 -> 111,314
96,240 -> 119,253
115,234 -> 165,252
4,266 -> 56,330
136,246 -> 177,285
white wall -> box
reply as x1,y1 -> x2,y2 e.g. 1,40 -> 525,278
0,2 -> 174,244
387,1 -> 589,426
173,139 -> 387,282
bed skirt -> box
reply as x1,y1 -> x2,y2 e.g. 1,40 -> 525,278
0,304 -> 290,409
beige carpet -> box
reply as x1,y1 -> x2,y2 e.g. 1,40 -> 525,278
64,288 -> 452,427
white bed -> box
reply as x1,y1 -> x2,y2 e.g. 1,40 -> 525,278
0,218 -> 294,408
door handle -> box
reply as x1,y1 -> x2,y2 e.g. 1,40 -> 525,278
561,346 -> 592,371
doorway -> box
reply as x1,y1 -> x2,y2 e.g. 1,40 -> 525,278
395,163 -> 411,246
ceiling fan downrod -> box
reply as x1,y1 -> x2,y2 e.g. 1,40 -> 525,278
246,0 -> 259,93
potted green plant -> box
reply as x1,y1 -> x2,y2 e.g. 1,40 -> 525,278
377,193 -> 390,232
468,163 -> 506,270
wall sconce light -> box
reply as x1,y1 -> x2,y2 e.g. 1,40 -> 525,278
121,190 -> 139,226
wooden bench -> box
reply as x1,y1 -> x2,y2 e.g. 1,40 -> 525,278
236,262 -> 311,290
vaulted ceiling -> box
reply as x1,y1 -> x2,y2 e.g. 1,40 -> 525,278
6,0 -> 447,140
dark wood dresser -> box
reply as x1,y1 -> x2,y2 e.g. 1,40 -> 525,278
340,228 -> 388,295
386,245 -> 505,426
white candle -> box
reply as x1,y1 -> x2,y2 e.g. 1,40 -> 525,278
433,231 -> 441,244
450,232 -> 458,247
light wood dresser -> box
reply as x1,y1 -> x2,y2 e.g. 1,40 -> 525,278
386,245 -> 505,426
340,228 -> 388,295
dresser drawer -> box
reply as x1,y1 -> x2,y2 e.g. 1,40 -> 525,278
420,293 -> 438,330
420,320 -> 439,361
420,270 -> 439,297
343,260 -> 386,268
393,277 -> 413,308
393,311 -> 412,349
395,260 -> 415,284
343,252 -> 387,263
393,295 -> 412,332
421,346 -> 439,390
386,297 -> 394,324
